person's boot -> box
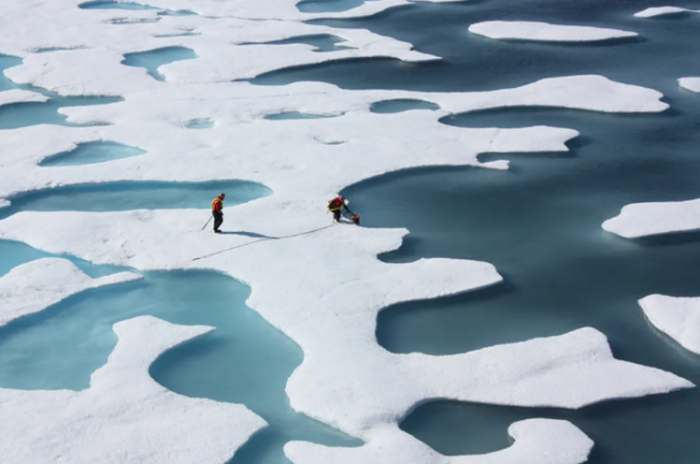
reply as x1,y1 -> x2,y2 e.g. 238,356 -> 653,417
214,229 -> 221,233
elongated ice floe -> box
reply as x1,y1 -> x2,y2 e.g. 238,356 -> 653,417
635,6 -> 700,18
603,198 -> 700,238
0,315 -> 267,463
0,89 -> 49,107
469,21 -> 638,42
679,77 -> 700,93
0,258 -> 140,326
640,294 -> 700,355
287,419 -> 593,464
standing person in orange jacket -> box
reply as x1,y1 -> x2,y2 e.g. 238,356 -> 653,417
211,193 -> 225,233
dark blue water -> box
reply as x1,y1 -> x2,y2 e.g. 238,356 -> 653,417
121,47 -> 197,81
255,0 -> 700,461
0,55 -> 122,129
0,180 -> 270,220
297,0 -> 379,14
39,141 -> 146,166
79,1 -> 159,10
264,111 -> 340,120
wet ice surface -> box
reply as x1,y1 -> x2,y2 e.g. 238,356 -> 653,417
39,141 -> 146,166
121,47 -> 198,81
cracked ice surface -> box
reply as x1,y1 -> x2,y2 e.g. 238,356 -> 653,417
603,198 -> 700,238
639,295 -> 700,355
0,0 -> 692,462
0,260 -> 266,463
468,21 -> 638,43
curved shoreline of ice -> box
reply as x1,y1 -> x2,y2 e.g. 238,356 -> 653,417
635,6 -> 700,18
468,21 -> 638,43
679,77 -> 700,93
0,258 -> 141,326
286,419 -> 593,464
0,315 -> 267,463
602,198 -> 700,238
640,294 -> 700,355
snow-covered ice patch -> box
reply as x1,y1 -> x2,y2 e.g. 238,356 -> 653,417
469,21 -> 638,43
0,258 -> 140,327
287,419 -> 593,464
640,294 -> 700,355
603,198 -> 700,238
0,315 -> 266,463
634,6 -> 700,18
679,77 -> 700,93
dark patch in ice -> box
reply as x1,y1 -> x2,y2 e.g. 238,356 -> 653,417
264,111 -> 341,120
33,47 -> 86,53
121,46 -> 197,81
240,34 -> 349,53
370,99 -> 439,113
39,141 -> 146,167
79,0 -> 159,10
185,119 -> 214,129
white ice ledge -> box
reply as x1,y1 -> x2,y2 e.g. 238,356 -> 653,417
0,89 -> 49,107
603,198 -> 700,238
635,6 -> 700,18
469,21 -> 638,42
640,294 -> 700,355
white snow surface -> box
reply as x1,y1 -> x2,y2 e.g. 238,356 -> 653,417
635,6 -> 700,18
0,258 -> 140,326
0,0 -> 691,462
640,294 -> 700,355
287,419 -> 593,464
0,315 -> 266,463
603,198 -> 700,238
0,89 -> 49,107
679,77 -> 700,93
469,21 -> 638,42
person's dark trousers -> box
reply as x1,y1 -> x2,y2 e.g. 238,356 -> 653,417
213,211 -> 224,232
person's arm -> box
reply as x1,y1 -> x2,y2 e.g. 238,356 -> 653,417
343,204 -> 354,215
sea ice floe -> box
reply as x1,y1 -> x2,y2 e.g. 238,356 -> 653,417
634,6 -> 700,18
0,315 -> 266,464
0,1 -> 691,462
639,295 -> 700,355
0,258 -> 140,326
469,21 -> 638,43
679,77 -> 700,93
603,198 -> 700,238
0,89 -> 49,107
287,419 -> 593,464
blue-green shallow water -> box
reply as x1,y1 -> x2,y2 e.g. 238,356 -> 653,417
0,264 -> 359,462
39,141 -> 146,166
0,180 -> 271,220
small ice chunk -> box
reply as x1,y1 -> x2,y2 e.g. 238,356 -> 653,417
634,6 -> 698,18
640,294 -> 700,355
603,198 -> 700,238
469,21 -> 638,42
679,77 -> 700,93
